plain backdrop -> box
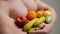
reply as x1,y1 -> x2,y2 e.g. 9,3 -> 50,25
41,0 -> 60,34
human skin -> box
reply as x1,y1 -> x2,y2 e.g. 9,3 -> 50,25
0,0 -> 57,34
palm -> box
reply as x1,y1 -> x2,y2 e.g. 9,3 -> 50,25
0,0 -> 56,34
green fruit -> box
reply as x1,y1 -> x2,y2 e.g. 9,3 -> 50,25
34,16 -> 45,26
46,16 -> 52,24
28,28 -> 36,32
23,18 -> 38,31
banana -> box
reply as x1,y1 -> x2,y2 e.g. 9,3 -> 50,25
34,16 -> 45,26
28,28 -> 36,32
23,18 -> 38,31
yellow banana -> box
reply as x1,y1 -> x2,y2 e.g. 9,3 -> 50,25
28,28 -> 36,32
34,16 -> 45,26
23,18 -> 38,31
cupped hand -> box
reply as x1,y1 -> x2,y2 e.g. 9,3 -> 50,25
0,0 -> 57,34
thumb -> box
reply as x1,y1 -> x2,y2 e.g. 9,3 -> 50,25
0,11 -> 17,34
0,11 -> 27,34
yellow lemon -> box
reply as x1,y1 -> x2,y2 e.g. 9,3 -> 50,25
36,11 -> 42,18
43,10 -> 51,17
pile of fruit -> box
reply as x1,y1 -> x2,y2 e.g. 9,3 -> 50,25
15,9 -> 52,33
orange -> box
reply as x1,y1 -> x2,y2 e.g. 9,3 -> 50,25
27,10 -> 37,20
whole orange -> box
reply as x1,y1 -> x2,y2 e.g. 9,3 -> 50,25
27,10 -> 37,20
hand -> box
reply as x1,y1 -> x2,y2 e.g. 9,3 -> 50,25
28,0 -> 57,34
0,0 -> 57,34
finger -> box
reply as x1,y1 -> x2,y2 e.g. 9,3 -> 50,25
29,30 -> 48,34
0,11 -> 13,34
48,8 -> 57,25
29,23 -> 47,34
36,0 -> 50,10
42,24 -> 52,33
36,23 -> 46,30
22,0 -> 37,11
0,11 -> 27,34
29,24 -> 51,34
0,11 -> 16,34
0,10 -> 17,29
9,0 -> 28,19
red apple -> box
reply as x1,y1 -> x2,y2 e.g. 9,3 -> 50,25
16,16 -> 29,28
